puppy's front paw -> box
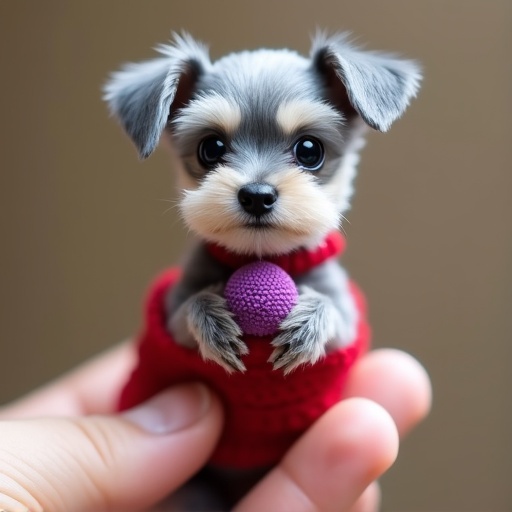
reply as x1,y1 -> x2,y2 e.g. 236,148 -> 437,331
269,287 -> 340,374
187,290 -> 248,373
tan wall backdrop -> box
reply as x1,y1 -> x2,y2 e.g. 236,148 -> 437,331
0,1 -> 510,510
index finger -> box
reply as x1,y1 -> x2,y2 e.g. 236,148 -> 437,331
235,398 -> 398,512
0,340 -> 137,419
343,348 -> 432,436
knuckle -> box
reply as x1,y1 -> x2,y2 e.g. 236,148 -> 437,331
67,418 -> 118,506
73,418 -> 117,471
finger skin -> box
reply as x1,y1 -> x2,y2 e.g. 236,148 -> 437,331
235,398 -> 398,512
343,348 -> 432,435
0,341 -> 137,419
346,482 -> 381,512
0,385 -> 223,512
0,344 -> 430,511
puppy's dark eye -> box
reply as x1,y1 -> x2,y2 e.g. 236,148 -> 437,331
198,136 -> 227,168
293,137 -> 324,171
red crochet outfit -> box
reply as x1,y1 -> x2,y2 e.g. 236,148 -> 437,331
118,232 -> 370,468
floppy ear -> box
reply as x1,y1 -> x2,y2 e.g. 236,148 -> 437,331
311,33 -> 422,131
103,33 -> 211,159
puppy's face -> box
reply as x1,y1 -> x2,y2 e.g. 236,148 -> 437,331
171,51 -> 365,256
104,34 -> 421,255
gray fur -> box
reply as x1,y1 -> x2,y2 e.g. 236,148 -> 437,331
311,32 -> 422,131
168,247 -> 358,375
295,259 -> 359,347
173,95 -> 349,187
171,48 -> 349,187
294,259 -> 358,344
270,260 -> 358,374
187,289 -> 247,373
166,242 -> 232,311
270,286 -> 339,373
166,243 -> 243,369
105,33 -> 421,373
269,260 -> 358,373
103,33 -> 211,158
105,32 -> 420,161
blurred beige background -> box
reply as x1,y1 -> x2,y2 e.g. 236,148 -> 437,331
0,0 -> 510,510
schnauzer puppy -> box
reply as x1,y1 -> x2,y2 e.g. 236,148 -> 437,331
104,33 -> 420,375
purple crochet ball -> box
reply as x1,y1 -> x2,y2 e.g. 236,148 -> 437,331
225,261 -> 298,336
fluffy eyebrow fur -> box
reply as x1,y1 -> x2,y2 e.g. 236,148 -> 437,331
276,99 -> 344,135
172,93 -> 242,138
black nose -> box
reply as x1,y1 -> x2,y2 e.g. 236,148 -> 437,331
238,183 -> 278,217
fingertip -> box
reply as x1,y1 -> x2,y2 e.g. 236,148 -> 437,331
236,397 -> 398,512
347,482 -> 381,512
344,349 -> 432,435
326,398 -> 398,481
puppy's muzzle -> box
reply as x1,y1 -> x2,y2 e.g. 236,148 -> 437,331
238,183 -> 278,217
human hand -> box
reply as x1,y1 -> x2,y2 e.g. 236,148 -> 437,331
0,343 -> 430,512
0,342 -> 224,511
235,349 -> 431,512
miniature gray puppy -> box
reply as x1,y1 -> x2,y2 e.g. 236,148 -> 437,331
104,33 -> 421,375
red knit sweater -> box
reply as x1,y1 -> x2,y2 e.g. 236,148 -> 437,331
118,232 -> 370,468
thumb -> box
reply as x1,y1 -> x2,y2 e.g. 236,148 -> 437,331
0,383 -> 223,512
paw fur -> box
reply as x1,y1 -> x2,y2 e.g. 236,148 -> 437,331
269,286 -> 350,374
187,290 -> 248,373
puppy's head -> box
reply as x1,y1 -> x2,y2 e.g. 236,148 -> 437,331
104,33 -> 421,256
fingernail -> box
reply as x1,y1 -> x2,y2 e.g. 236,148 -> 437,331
123,383 -> 211,434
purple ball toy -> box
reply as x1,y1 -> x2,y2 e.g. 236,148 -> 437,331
224,261 -> 298,336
